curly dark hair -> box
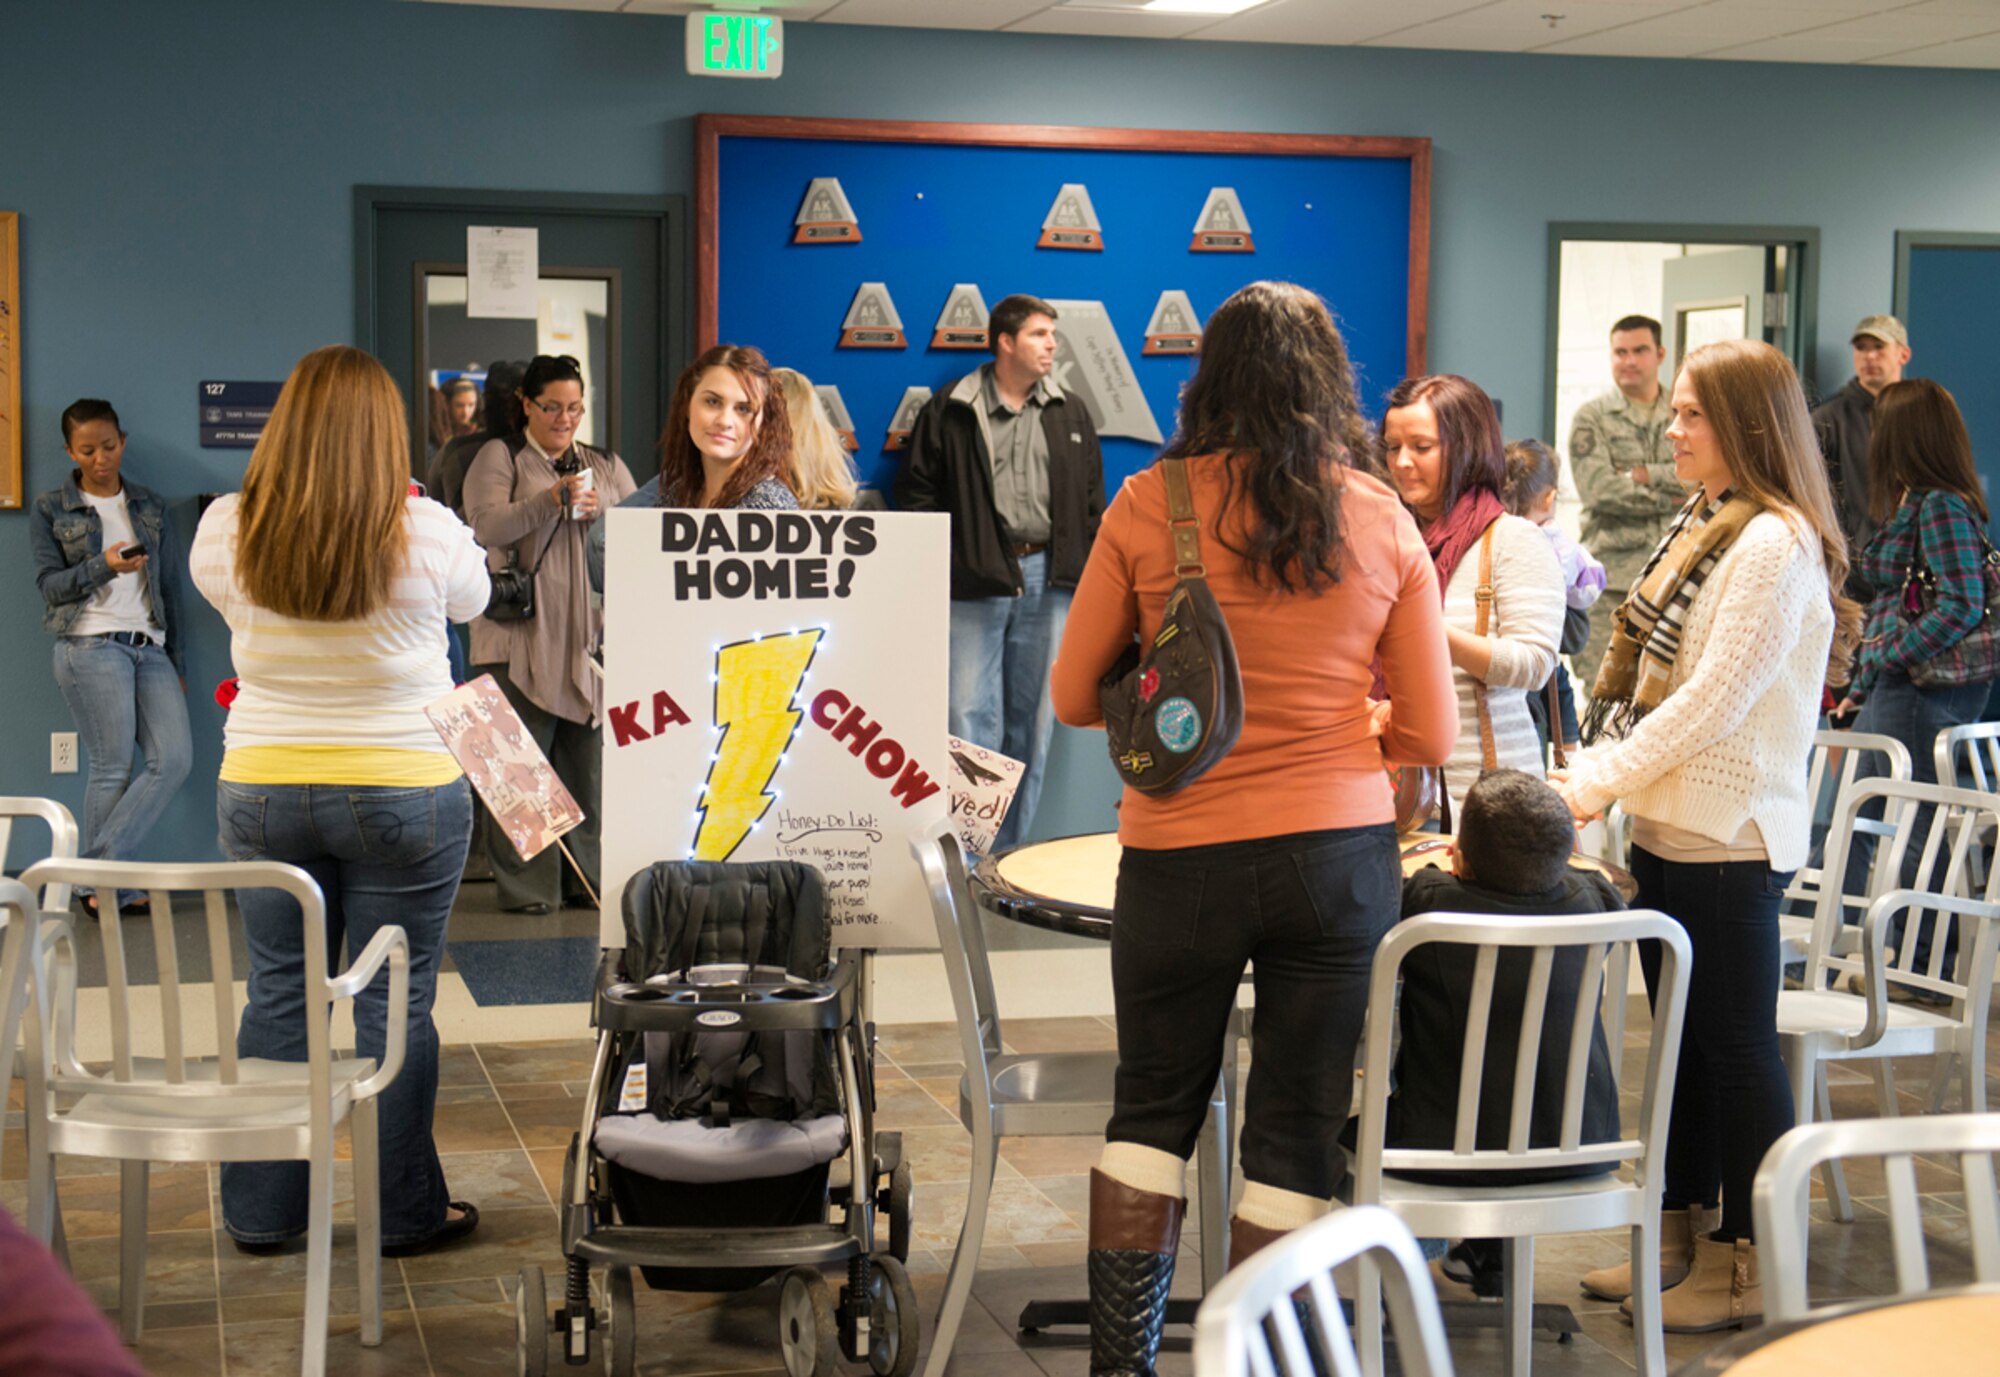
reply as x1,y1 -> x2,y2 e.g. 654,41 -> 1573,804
1159,281 -> 1372,593
656,345 -> 795,509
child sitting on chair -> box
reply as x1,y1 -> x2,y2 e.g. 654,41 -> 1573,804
1392,768 -> 1625,1298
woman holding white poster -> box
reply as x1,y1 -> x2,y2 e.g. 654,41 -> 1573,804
1050,282 -> 1458,1377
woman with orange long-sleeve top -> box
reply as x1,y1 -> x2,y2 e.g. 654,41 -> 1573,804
1047,282 -> 1457,1377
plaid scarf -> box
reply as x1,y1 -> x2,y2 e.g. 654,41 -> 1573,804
1581,489 -> 1762,745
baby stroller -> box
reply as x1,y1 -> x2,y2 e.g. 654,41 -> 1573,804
516,859 -> 917,1377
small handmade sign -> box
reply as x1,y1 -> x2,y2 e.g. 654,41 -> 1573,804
946,736 -> 1023,858
427,675 -> 585,868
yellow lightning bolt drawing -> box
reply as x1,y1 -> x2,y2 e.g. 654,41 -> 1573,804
693,629 -> 823,861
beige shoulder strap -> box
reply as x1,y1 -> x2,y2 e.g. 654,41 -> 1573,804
1472,522 -> 1498,771
1162,458 -> 1205,577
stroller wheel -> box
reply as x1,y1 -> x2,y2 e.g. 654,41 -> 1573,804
779,1267 -> 840,1377
884,1162 -> 914,1264
864,1255 -> 920,1377
604,1265 -> 637,1377
515,1265 -> 548,1377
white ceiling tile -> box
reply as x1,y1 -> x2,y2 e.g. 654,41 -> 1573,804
1193,0 -> 1501,46
1790,10 -> 2000,42
621,0 -> 839,14
1881,0 -> 2000,14
1862,28 -> 2000,63
1365,0 -> 1703,53
812,0 -> 1053,28
1702,34 -> 1933,60
1007,9 -> 1220,37
1536,4 -> 1844,55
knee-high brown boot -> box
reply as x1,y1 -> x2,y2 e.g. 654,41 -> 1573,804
1088,1170 -> 1185,1377
1226,1216 -> 1289,1273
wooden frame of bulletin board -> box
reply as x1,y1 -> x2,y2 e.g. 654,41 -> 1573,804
696,116 -> 1430,492
0,213 -> 20,511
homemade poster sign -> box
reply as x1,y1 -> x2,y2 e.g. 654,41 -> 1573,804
815,384 -> 859,450
1191,188 -> 1254,252
1048,299 -> 1163,444
947,736 -> 1022,858
1142,291 -> 1203,356
600,508 -> 950,950
839,282 -> 906,348
1039,184 -> 1103,250
931,283 -> 990,349
427,675 -> 587,869
884,386 -> 931,451
793,177 -> 860,243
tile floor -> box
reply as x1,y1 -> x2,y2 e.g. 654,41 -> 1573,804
6,1004 -> 1996,1377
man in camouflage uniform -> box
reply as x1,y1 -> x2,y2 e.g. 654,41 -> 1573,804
1570,314 -> 1691,689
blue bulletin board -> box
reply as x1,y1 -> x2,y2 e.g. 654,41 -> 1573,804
698,117 -> 1430,493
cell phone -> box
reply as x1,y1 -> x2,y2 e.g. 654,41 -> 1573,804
117,543 -> 145,559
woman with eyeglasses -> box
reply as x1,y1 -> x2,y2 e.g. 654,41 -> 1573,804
464,354 -> 637,914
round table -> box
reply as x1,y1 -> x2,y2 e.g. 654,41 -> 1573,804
971,831 -> 1638,938
1677,1289 -> 2000,1375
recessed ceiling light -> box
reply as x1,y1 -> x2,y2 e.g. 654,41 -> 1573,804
1143,0 -> 1263,12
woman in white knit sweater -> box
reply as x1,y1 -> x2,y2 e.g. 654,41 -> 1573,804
1382,374 -> 1565,816
1555,339 -> 1855,1333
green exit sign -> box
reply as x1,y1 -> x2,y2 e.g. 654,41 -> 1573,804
685,12 -> 784,79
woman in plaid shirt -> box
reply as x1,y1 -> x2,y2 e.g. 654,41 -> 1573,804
1839,379 -> 1995,972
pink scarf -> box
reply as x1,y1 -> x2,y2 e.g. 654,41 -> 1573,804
1423,487 -> 1508,601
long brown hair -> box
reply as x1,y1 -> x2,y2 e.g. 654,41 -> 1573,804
1160,281 -> 1369,592
1679,339 -> 1862,678
1868,378 -> 1988,524
237,346 -> 409,621
656,346 -> 795,508
1382,373 -> 1506,519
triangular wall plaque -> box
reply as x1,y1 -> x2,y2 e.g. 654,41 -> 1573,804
884,386 -> 932,451
793,177 -> 861,244
931,283 -> 990,349
1038,183 -> 1103,251
1142,291 -> 1203,356
815,385 -> 859,451
838,282 -> 906,348
1191,187 -> 1254,252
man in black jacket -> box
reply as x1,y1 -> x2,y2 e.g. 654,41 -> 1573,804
896,294 -> 1105,851
1812,314 -> 1911,600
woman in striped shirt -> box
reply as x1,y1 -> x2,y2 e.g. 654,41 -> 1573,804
193,345 -> 492,1258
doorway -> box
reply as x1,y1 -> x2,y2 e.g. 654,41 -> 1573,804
1897,231 -> 2000,529
355,187 -> 688,483
1544,224 -> 1819,537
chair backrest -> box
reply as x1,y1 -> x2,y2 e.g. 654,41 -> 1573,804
19,858 -> 335,1102
0,797 -> 79,913
1355,910 -> 1690,1192
911,820 -> 1005,1083
1795,730 -> 1914,922
1193,1204 -> 1454,1377
1934,720 -> 2000,794
1804,778 -> 2000,991
1754,1112 -> 2000,1322
0,878 -> 41,1180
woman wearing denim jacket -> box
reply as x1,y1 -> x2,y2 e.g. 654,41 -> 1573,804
29,400 -> 192,914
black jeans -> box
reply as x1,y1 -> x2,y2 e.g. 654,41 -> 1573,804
1107,824 -> 1401,1201
1632,847 -> 1796,1243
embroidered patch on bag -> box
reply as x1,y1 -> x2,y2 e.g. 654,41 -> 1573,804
618,1062 -> 648,1113
1139,666 -> 1161,703
1155,696 -> 1202,754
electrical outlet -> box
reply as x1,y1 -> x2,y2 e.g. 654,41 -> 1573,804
51,732 -> 78,774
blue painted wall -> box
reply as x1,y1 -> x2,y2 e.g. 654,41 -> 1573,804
5,0 -> 2000,864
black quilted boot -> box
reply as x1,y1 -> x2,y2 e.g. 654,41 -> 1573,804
1087,1169 -> 1184,1377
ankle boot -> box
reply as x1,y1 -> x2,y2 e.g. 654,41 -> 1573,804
1579,1205 -> 1706,1302
1226,1216 -> 1288,1273
1646,1234 -> 1760,1333
1087,1170 -> 1184,1377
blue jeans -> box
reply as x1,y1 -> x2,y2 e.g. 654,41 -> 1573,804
51,636 -> 193,905
1633,849 -> 1795,1243
948,551 -> 1070,853
1841,667 -> 1993,974
216,776 -> 472,1246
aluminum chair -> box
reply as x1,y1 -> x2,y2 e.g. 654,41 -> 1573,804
1779,778 -> 2000,1223
1933,720 -> 2000,890
1353,909 -> 1690,1377
0,878 -> 43,1183
18,858 -> 410,1377
910,822 -> 1239,1377
1779,729 -> 1913,965
0,797 -> 80,1257
1753,1112 -> 2000,1323
1193,1204 -> 1454,1377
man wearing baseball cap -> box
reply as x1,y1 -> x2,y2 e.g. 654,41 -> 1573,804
1811,314 -> 1911,600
